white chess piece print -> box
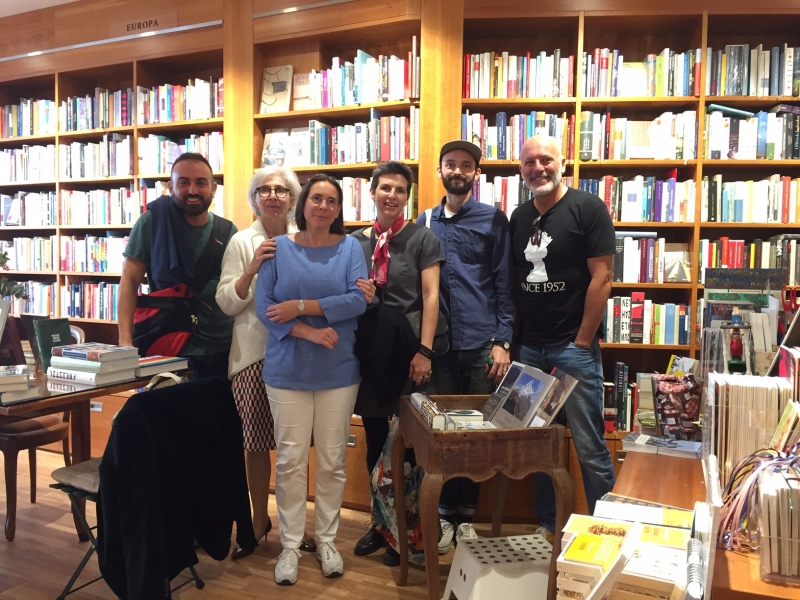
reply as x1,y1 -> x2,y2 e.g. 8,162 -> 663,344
524,231 -> 552,283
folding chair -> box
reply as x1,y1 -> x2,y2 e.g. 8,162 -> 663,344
50,456 -> 205,598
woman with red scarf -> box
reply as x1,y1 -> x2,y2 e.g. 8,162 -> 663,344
351,161 -> 443,565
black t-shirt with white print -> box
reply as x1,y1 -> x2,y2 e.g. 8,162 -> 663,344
509,188 -> 615,347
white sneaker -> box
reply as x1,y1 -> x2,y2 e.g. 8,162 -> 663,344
535,526 -> 555,546
317,541 -> 344,578
456,522 -> 478,543
438,519 -> 454,554
274,548 -> 301,585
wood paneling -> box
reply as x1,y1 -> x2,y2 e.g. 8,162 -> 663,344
417,0 -> 464,211
223,0 -> 256,230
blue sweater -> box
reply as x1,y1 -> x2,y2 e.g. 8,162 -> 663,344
255,235 -> 368,390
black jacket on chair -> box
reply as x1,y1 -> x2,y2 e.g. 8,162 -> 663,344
97,377 -> 256,599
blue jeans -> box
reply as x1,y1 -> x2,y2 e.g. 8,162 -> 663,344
432,343 -> 495,522
519,339 -> 616,531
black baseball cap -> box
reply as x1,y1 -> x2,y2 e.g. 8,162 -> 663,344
439,140 -> 482,166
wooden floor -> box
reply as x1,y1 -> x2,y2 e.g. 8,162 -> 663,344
0,450 -> 537,599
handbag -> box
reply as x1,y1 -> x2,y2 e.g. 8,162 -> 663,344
133,215 -> 232,357
404,309 -> 449,355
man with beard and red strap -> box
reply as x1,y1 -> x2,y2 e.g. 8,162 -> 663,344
118,152 -> 237,380
416,140 -> 515,552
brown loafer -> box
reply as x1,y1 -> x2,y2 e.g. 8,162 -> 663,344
231,517 -> 272,560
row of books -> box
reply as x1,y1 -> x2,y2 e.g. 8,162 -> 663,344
700,174 -> 800,224
267,43 -> 419,114
7,281 -> 56,316
613,234 -> 690,284
581,47 -> 702,98
135,78 -> 223,124
137,132 -> 224,174
578,174 -> 696,223
705,105 -> 800,160
0,191 -> 57,227
59,234 -> 128,273
579,111 -> 697,161
0,237 -> 56,271
603,361 -> 638,432
697,236 -> 797,283
461,50 -> 575,99
472,174 -> 530,218
1,99 -> 58,138
59,88 -> 134,131
60,280 -> 119,321
0,144 -> 56,183
260,109 -> 420,168
60,188 -> 144,226
461,111 -> 574,161
707,44 -> 799,97
58,135 -> 133,179
604,294 -> 693,346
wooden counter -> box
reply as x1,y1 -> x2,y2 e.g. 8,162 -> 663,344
614,452 -> 799,600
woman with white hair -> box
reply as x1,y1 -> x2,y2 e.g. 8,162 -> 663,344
216,165 -> 301,559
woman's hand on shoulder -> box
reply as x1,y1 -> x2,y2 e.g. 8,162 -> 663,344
245,239 -> 277,277
356,278 -> 377,304
307,326 -> 338,349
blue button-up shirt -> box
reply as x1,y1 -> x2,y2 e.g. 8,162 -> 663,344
417,196 -> 515,351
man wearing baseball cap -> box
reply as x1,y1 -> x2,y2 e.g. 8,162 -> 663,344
417,139 -> 515,551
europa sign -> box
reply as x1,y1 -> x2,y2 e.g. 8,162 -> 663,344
110,12 -> 178,37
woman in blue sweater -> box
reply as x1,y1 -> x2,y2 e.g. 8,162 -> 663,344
255,174 -> 368,586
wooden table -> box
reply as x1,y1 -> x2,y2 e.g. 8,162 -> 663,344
614,452 -> 798,600
392,395 -> 574,600
0,376 -> 150,540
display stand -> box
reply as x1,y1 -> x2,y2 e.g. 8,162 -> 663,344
392,395 -> 574,600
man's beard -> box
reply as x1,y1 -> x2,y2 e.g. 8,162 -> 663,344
172,192 -> 212,216
527,170 -> 562,197
442,172 -> 475,195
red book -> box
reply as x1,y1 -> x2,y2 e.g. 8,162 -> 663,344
631,292 -> 645,343
568,114 -> 575,159
380,116 -> 391,160
719,236 -> 730,268
735,240 -> 745,269
603,175 -> 613,216
568,55 -> 575,96
501,177 -> 508,214
782,175 -> 791,223
463,54 -> 470,97
693,51 -> 702,96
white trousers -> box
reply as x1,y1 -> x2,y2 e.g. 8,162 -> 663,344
266,383 -> 358,549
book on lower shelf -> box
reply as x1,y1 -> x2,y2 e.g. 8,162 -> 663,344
605,294 -> 691,345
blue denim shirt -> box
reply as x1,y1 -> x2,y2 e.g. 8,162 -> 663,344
417,196 -> 515,351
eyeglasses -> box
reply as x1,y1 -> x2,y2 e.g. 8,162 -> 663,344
530,215 -> 543,246
308,194 -> 339,207
255,186 -> 290,199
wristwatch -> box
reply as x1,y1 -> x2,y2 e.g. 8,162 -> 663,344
297,299 -> 305,315
492,338 -> 511,351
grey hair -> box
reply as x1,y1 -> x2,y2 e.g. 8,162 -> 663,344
247,166 -> 302,219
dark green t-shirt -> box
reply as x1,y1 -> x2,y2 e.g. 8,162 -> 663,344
124,210 -> 238,356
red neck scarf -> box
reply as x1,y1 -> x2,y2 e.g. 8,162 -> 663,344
370,214 -> 405,287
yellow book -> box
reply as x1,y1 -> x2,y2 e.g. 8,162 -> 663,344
564,532 -> 622,572
721,53 -> 727,96
638,524 -> 691,549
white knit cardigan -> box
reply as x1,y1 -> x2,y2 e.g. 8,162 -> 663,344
215,218 -> 298,378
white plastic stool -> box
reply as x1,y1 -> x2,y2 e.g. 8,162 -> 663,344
442,534 -> 552,600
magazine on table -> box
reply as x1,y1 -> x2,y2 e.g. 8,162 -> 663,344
529,368 -> 579,427
487,364 -> 556,429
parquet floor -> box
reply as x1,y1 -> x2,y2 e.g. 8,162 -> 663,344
0,450 -> 536,599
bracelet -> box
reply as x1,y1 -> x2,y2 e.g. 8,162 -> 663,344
417,344 -> 435,359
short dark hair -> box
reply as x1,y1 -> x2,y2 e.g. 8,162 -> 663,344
295,174 -> 346,235
370,160 -> 414,192
171,152 -> 214,178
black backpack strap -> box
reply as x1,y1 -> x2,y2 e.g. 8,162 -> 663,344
185,215 -> 233,293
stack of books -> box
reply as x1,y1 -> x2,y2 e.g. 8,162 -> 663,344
622,432 -> 702,458
46,343 -> 139,386
0,364 -> 37,405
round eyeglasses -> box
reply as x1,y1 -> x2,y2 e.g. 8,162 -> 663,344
255,186 -> 290,199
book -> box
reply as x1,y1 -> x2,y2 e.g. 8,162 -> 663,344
0,364 -> 29,384
0,381 -> 31,392
260,128 -> 291,167
32,317 -> 72,371
50,343 -> 139,362
481,361 -> 526,420
292,72 -> 312,111
49,355 -> 139,373
134,355 -> 189,378
445,409 -> 484,423
594,497 -> 694,529
529,367 -> 578,427
489,364 -> 556,428
46,366 -> 135,386
259,65 -> 293,113
0,386 -> 41,405
456,420 -> 497,430
663,243 -> 690,282
409,392 -> 456,430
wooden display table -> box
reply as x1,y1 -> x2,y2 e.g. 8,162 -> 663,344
392,395 -> 574,600
613,452 -> 798,600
